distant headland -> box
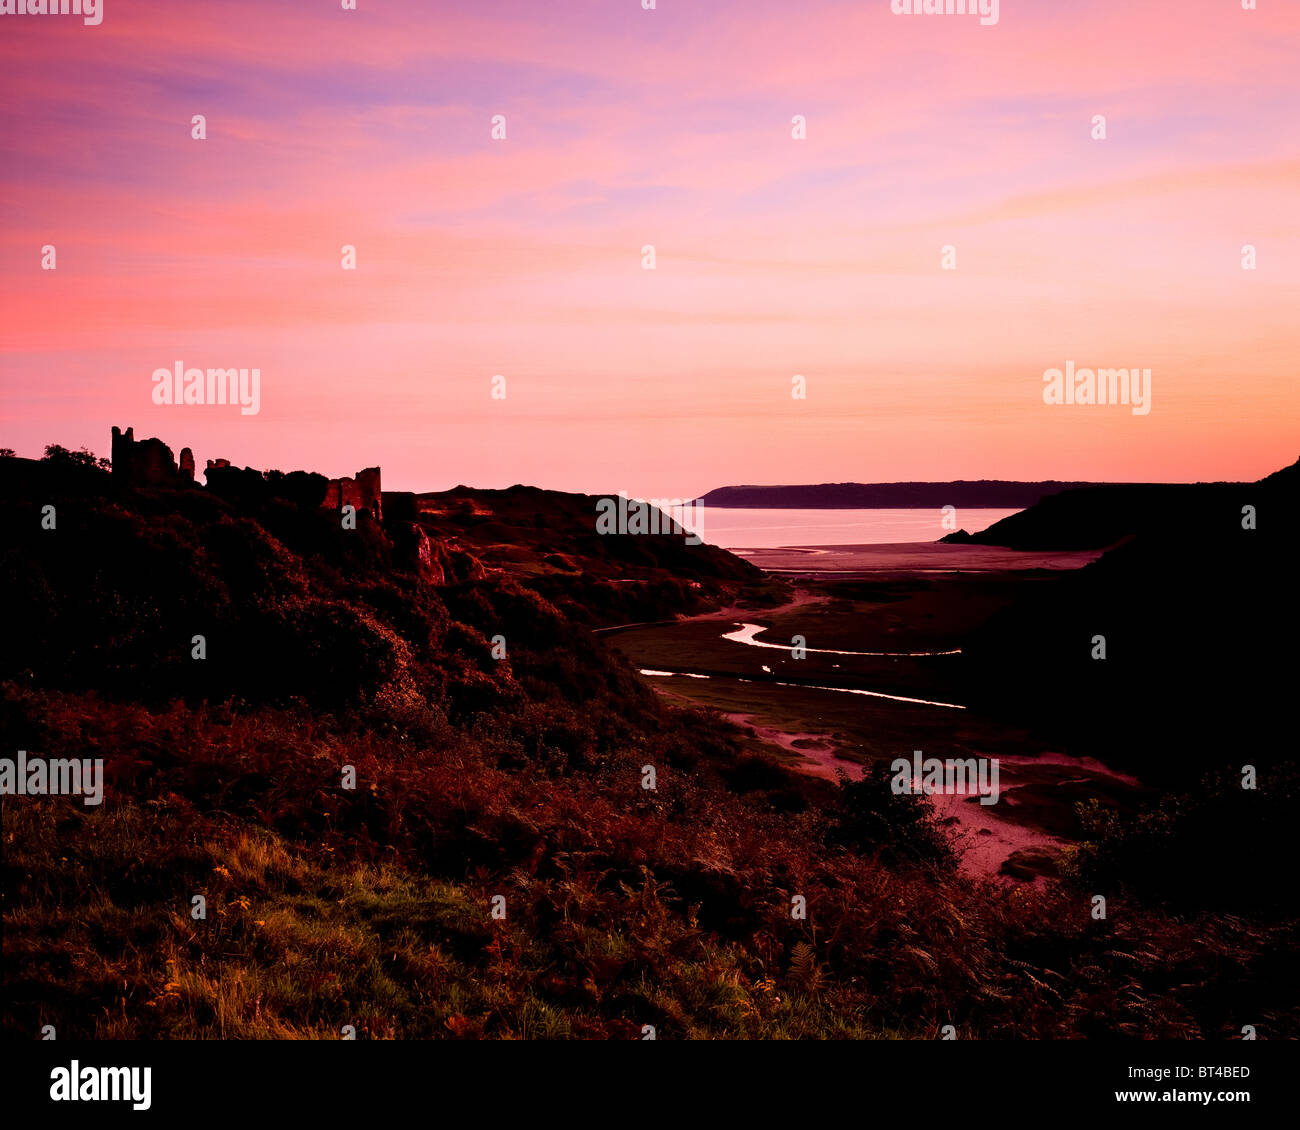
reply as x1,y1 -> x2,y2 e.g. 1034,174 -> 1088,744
692,481 -> 1160,509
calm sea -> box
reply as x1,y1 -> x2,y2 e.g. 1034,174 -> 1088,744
668,506 -> 1022,550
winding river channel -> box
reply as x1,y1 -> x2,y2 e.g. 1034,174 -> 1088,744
720,622 -> 962,658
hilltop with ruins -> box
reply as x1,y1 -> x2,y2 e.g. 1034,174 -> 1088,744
106,425 -> 453,574
110,425 -> 386,522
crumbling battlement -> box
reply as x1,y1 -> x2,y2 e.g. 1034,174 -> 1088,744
107,427 -> 467,579
322,466 -> 382,521
115,425 -> 387,529
110,426 -> 195,488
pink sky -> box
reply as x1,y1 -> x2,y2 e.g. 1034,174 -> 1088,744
2,0 -> 1298,496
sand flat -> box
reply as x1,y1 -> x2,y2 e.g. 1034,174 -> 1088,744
731,541 -> 1105,575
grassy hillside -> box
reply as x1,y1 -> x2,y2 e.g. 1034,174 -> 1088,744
416,484 -> 784,627
2,451 -> 1298,1039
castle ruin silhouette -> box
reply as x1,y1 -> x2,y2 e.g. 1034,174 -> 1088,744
111,425 -> 383,521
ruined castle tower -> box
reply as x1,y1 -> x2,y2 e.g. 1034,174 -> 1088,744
110,425 -> 135,473
323,466 -> 382,520
111,425 -> 189,488
112,425 -> 384,518
356,467 -> 382,520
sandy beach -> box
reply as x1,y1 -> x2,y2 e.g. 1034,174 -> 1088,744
728,541 -> 1106,575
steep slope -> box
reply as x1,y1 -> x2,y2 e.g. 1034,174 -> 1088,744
959,460 -> 1299,782
417,484 -> 783,626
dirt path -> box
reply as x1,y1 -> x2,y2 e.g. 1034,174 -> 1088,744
717,705 -> 1070,884
722,711 -> 850,775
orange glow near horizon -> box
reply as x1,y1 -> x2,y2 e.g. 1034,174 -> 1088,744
2,0 -> 1298,495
